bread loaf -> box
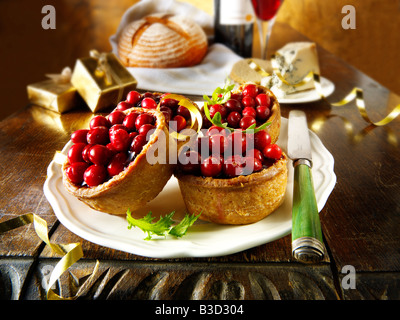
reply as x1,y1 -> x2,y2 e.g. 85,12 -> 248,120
117,13 -> 208,68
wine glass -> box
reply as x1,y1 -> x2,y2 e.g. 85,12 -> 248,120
251,0 -> 284,60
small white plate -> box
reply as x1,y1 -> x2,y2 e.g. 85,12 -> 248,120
43,118 -> 336,258
277,77 -> 335,104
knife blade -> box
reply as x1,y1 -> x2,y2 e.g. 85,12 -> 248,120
287,110 -> 325,263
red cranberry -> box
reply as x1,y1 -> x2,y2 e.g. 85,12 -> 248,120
126,91 -> 142,105
263,144 -> 282,159
206,125 -> 229,136
178,150 -> 201,174
135,113 -> 154,129
201,155 -> 222,177
107,111 -> 126,126
242,84 -> 258,98
128,131 -> 138,141
209,134 -> 228,154
172,115 -> 187,132
225,99 -> 242,113
247,148 -> 264,162
202,115 -> 212,129
65,162 -> 89,185
88,144 -> 111,166
231,92 -> 242,101
209,104 -> 228,119
242,96 -> 256,108
242,107 -> 257,118
141,97 -> 157,109
67,143 -> 86,164
226,111 -> 241,128
122,112 -> 139,131
90,115 -> 110,129
176,105 -> 191,120
240,116 -> 256,129
242,156 -> 263,175
109,128 -> 130,152
223,155 -> 244,177
160,106 -> 173,119
255,93 -> 271,107
71,129 -> 89,144
254,130 -> 271,150
256,105 -> 271,121
87,126 -> 109,145
107,152 -> 128,177
82,144 -> 94,163
130,134 -> 147,154
160,98 -> 179,110
197,136 -> 211,157
84,165 -> 108,187
115,101 -> 133,112
138,124 -> 156,138
227,131 -> 247,154
106,142 -> 119,156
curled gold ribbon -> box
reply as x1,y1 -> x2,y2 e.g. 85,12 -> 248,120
248,59 -> 400,127
0,152 -> 99,300
0,213 -> 86,300
158,94 -> 203,141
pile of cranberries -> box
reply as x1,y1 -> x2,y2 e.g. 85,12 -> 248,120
65,102 -> 160,188
201,84 -> 273,130
178,126 -> 282,178
115,90 -> 191,133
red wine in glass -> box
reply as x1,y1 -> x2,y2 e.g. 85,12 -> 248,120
251,0 -> 283,59
251,0 -> 282,21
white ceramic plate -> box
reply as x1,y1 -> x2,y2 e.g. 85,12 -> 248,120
277,77 -> 335,104
43,118 -> 336,258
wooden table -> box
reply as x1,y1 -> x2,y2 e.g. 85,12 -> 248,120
1,22 -> 399,302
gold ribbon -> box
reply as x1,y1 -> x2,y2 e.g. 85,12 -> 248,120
90,49 -> 124,104
248,58 -> 400,127
0,152 -> 99,300
90,50 -> 113,85
158,94 -> 203,141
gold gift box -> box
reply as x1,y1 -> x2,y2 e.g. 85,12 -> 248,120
71,51 -> 137,113
27,79 -> 81,114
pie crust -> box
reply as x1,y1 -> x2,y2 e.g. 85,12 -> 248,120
175,152 -> 288,225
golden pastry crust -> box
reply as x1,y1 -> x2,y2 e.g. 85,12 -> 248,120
234,83 -> 281,144
175,153 -> 288,225
62,108 -> 174,215
230,58 -> 273,85
118,13 -> 208,68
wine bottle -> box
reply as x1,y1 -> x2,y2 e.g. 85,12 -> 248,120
214,0 -> 254,58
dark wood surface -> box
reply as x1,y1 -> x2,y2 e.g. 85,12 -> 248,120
0,22 -> 399,301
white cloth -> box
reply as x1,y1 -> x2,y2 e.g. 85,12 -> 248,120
109,0 -> 242,96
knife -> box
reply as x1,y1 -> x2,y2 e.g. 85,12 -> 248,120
287,110 -> 325,263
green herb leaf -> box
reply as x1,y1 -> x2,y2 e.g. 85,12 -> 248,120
169,213 -> 200,238
126,210 -> 200,240
127,210 -> 174,240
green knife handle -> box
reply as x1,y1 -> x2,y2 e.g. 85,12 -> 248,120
291,160 -> 325,263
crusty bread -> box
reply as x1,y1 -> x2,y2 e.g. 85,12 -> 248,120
230,58 -> 272,84
118,13 -> 208,68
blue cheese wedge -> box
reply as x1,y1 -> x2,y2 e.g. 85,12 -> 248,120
261,42 -> 320,98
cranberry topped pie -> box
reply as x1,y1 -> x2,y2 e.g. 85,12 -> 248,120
175,84 -> 287,225
62,90 -> 201,215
